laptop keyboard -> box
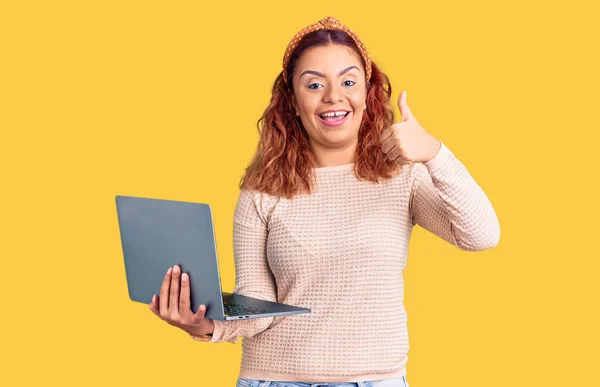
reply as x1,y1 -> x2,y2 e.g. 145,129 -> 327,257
223,303 -> 270,316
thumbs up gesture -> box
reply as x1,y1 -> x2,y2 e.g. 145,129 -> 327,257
380,91 -> 442,166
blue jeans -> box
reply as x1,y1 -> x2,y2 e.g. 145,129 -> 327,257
236,376 -> 409,387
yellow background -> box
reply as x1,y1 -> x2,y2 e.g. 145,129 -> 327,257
2,0 -> 598,386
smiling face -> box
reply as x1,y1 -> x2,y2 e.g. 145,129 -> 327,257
291,44 -> 368,166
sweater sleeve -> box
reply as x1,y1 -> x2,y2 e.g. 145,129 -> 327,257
408,141 -> 500,251
203,189 -> 278,344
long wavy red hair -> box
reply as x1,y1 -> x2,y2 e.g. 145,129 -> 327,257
239,29 -> 403,199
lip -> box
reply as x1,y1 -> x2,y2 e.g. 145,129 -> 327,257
317,111 -> 350,127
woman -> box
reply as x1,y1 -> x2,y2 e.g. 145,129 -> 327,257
149,16 -> 500,387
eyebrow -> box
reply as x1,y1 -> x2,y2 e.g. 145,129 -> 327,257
299,65 -> 360,80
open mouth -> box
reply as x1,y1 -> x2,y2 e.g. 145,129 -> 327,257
318,111 -> 349,120
317,111 -> 350,126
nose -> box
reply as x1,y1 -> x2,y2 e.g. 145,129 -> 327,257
323,83 -> 344,103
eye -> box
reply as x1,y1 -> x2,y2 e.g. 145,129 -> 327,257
308,80 -> 356,89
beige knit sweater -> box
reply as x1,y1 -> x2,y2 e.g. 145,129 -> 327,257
200,142 -> 500,383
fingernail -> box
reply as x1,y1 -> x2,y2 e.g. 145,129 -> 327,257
151,294 -> 156,303
167,267 -> 172,274
200,305 -> 205,311
173,265 -> 179,273
182,273 -> 188,281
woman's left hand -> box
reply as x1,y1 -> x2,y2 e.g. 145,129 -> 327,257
380,90 -> 442,165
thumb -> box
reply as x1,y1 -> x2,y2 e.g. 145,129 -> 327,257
193,304 -> 207,322
397,90 -> 414,121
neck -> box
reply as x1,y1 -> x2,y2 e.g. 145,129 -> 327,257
311,140 -> 357,168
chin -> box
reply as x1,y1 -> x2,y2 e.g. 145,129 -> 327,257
322,129 -> 358,144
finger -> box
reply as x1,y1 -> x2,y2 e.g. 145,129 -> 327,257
397,91 -> 414,122
381,132 -> 401,154
169,265 -> 181,314
159,267 -> 172,315
394,156 -> 413,166
179,272 -> 192,318
379,125 -> 396,145
386,146 -> 403,162
193,303 -> 207,324
149,294 -> 161,317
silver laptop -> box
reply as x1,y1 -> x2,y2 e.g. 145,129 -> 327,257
115,195 -> 311,321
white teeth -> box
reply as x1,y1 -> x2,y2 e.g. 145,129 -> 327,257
321,111 -> 348,117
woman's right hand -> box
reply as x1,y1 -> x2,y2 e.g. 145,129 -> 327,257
149,264 -> 215,337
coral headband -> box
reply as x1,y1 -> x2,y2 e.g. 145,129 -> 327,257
282,16 -> 372,87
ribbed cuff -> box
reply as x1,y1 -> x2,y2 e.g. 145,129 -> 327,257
207,319 -> 224,343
